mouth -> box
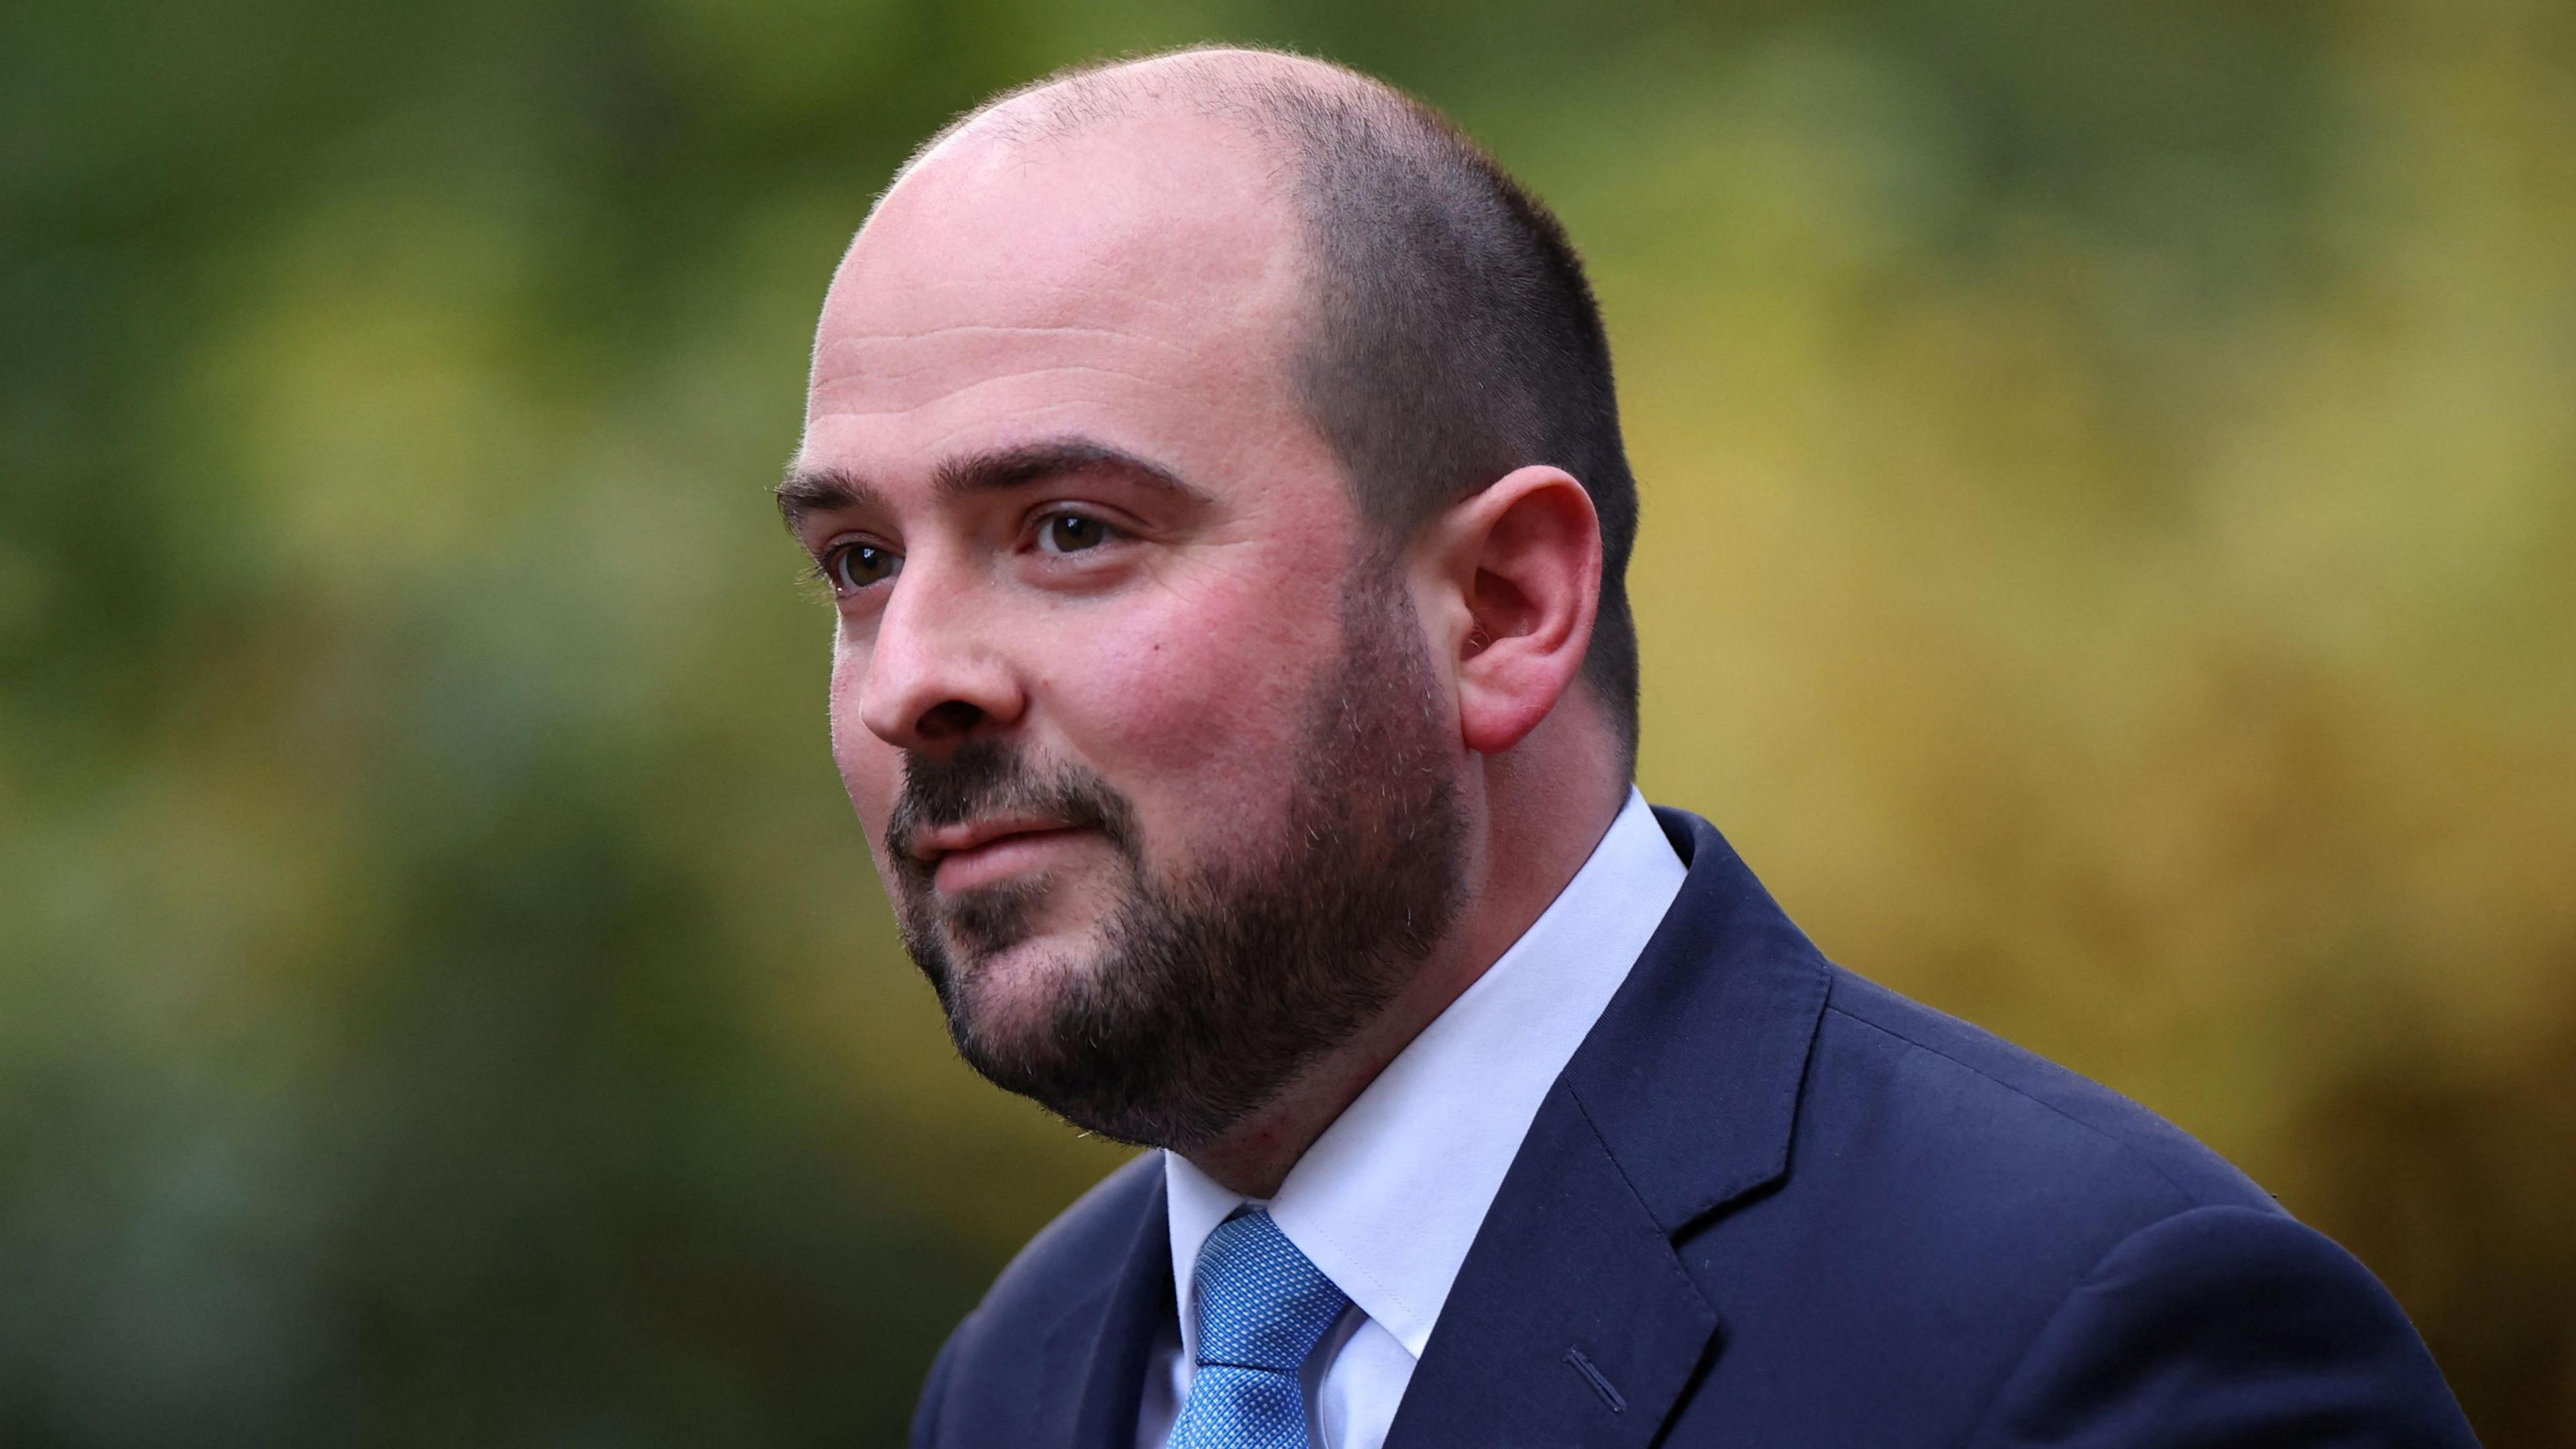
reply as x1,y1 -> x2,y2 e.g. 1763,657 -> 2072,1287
912,818 -> 1093,895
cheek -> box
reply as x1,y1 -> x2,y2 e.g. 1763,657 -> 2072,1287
827,649 -> 898,837
1038,568 -> 1331,802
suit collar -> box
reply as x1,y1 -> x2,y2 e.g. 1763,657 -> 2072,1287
1565,806 -> 1833,1232
1384,806 -> 1831,1447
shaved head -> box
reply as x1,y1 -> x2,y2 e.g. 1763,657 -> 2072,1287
881,46 -> 1644,767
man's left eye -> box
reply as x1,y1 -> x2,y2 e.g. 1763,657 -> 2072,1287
1037,512 -> 1117,554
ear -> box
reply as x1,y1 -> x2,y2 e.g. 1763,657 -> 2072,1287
1416,465 -> 1603,756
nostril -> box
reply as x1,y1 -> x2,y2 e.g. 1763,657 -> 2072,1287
916,700 -> 986,740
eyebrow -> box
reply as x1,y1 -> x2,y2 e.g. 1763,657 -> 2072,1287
774,438 -> 1210,533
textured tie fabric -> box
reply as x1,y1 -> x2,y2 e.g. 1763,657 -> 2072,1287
1164,1209 -> 1351,1449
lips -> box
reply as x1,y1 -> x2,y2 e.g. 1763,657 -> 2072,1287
914,819 -> 1091,893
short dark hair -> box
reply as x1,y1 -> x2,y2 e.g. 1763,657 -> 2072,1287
904,48 -> 1643,770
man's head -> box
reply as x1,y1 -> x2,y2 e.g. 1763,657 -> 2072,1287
783,47 -> 1638,1152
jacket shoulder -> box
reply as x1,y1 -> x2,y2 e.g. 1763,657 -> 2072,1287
1661,966 -> 2316,1443
1817,965 -> 2275,1216
1968,1203 -> 2477,1446
1825,995 -> 2471,1440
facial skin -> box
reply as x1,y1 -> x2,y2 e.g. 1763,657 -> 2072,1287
872,559 -> 1465,1152
788,60 -> 1625,1195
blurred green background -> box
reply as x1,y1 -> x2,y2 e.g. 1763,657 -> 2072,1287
5,0 -> 2571,1442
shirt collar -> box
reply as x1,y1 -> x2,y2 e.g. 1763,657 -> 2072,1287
1163,788 -> 1687,1362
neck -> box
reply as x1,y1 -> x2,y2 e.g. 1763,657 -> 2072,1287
1178,712 -> 1627,1197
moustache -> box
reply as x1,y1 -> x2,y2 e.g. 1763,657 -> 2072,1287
883,742 -> 1142,880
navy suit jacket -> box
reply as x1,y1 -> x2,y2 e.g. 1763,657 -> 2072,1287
912,808 -> 2476,1447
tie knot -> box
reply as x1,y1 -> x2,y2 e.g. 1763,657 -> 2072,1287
1190,1210 -> 1350,1374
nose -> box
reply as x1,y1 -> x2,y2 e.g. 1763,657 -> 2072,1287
851,557 -> 1028,752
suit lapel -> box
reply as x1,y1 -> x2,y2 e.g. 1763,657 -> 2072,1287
1385,808 -> 1831,1448
1563,810 -> 1832,1234
1383,1082 -> 1721,1449
1054,1165 -> 1176,1449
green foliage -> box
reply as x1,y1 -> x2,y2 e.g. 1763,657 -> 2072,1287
3,0 -> 2569,1442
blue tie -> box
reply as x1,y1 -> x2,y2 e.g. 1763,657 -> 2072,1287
1165,1210 -> 1351,1449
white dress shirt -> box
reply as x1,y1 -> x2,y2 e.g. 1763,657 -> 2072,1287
1134,788 -> 1688,1449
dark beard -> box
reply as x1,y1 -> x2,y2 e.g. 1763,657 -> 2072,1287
881,568 -> 1466,1152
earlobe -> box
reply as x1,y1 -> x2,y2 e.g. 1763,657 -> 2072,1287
1443,466 -> 1603,756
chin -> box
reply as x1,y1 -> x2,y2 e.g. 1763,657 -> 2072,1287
939,927 -> 1105,1033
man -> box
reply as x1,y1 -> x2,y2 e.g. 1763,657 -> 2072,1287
779,44 -> 2475,1449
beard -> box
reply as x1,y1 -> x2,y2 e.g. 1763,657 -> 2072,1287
879,566 -> 1467,1152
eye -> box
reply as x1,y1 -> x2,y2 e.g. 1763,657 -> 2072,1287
822,541 -> 902,593
1035,511 -> 1119,555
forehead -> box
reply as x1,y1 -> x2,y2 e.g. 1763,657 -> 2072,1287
802,111 -> 1325,494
